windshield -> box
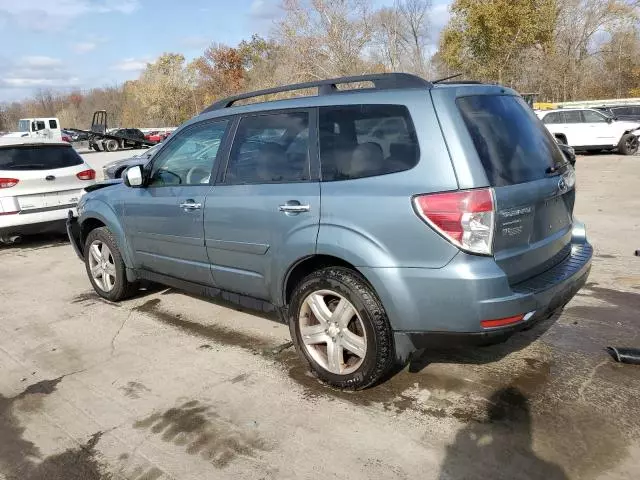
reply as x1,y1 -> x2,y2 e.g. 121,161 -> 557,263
457,95 -> 565,187
0,145 -> 83,170
18,120 -> 30,132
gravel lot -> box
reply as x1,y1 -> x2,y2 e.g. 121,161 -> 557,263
1,151 -> 639,479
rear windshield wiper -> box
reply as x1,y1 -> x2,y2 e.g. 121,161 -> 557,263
545,162 -> 570,175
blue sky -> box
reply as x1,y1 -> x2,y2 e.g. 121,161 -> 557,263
0,0 -> 452,102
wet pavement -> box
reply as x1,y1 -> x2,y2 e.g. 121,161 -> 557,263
0,153 -> 639,479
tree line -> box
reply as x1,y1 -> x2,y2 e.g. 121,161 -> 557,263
2,0 -> 639,131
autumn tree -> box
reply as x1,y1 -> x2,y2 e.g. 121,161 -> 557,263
439,0 -> 557,85
192,44 -> 245,106
124,53 -> 197,127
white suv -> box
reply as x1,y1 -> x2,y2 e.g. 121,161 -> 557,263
0,138 -> 96,243
537,108 -> 640,155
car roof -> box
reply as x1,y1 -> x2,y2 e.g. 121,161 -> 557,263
191,82 -> 512,128
0,137 -> 70,148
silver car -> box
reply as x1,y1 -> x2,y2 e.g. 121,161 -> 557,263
102,143 -> 161,179
68,73 -> 592,389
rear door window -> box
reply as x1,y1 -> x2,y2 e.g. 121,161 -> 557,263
225,112 -> 310,184
542,112 -> 562,124
582,110 -> 608,123
561,111 -> 582,123
0,145 -> 84,170
457,95 -> 564,187
318,105 -> 419,181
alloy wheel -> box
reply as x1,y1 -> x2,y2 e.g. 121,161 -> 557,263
298,290 -> 367,375
88,240 -> 116,292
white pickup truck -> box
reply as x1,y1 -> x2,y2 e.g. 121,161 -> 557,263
2,117 -> 63,142
536,108 -> 640,155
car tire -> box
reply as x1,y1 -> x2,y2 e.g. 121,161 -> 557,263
105,139 -> 119,152
84,227 -> 137,302
288,267 -> 394,390
618,133 -> 639,155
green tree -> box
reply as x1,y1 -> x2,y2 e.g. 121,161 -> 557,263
439,0 -> 558,85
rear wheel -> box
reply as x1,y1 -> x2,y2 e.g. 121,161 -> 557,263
618,133 -> 639,155
288,267 -> 394,389
84,227 -> 137,301
105,139 -> 119,152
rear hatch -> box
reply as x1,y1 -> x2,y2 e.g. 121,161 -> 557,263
453,93 -> 575,284
0,144 -> 89,213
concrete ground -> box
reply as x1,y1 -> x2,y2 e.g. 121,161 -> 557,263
1,152 -> 639,480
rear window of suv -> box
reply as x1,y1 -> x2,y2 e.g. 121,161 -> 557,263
0,145 -> 84,171
457,95 -> 564,187
319,105 -> 419,181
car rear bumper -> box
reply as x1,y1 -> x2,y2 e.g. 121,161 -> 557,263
0,205 -> 77,233
360,223 -> 592,345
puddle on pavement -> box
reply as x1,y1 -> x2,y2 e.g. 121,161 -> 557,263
14,377 -> 64,413
119,381 -> 151,399
71,292 -> 122,308
133,399 -> 269,468
133,298 -> 276,351
0,378 -> 110,479
582,283 -> 640,310
131,297 -> 635,478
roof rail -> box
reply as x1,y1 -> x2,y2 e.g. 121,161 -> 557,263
202,73 -> 431,113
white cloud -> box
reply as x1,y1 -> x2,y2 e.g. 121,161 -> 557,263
112,58 -> 148,72
20,56 -> 64,68
249,0 -> 280,20
0,55 -> 79,89
72,42 -> 97,53
0,0 -> 140,32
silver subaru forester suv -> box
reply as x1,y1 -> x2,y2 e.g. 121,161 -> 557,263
68,73 -> 592,389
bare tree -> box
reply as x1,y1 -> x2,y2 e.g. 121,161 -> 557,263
398,0 -> 432,75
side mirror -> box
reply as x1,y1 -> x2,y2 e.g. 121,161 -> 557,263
607,117 -> 613,124
123,165 -> 144,187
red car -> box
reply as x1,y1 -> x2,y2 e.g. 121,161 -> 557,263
144,131 -> 171,143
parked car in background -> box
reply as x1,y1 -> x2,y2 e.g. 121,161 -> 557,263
68,74 -> 591,389
103,143 -> 161,179
111,128 -> 146,147
0,138 -> 95,243
595,105 -> 640,122
144,131 -> 172,143
64,129 -> 91,142
537,108 -> 640,154
557,141 -> 576,166
2,117 -> 63,141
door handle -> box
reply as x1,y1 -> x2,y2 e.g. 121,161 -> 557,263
279,202 -> 310,213
180,200 -> 202,211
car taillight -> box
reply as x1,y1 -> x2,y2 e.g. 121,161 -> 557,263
0,178 -> 19,188
76,169 -> 96,180
413,188 -> 495,255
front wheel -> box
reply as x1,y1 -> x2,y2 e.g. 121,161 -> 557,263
288,267 -> 394,389
105,139 -> 119,152
84,227 -> 137,301
618,133 -> 639,155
